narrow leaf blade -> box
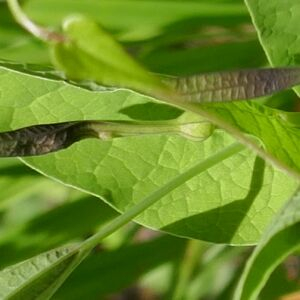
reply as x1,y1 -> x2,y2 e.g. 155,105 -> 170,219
0,244 -> 85,300
234,188 -> 300,300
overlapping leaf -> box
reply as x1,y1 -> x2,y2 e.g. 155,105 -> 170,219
0,62 -> 294,244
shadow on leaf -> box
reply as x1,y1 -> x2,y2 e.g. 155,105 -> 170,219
162,156 -> 266,243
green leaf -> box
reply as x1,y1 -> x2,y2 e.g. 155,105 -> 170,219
24,132 -> 298,244
54,235 -> 186,300
0,63 -> 298,244
234,188 -> 300,300
0,62 -> 168,131
0,244 -> 86,300
52,16 -> 166,96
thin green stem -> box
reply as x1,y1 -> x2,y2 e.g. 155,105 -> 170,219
7,0 -> 66,42
79,142 -> 244,252
172,240 -> 203,300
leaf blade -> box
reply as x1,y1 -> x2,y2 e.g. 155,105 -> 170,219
0,244 -> 86,300
234,188 -> 300,300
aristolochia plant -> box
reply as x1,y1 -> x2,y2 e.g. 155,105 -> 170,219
0,0 -> 299,299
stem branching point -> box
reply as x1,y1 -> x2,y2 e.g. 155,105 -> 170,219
7,0 -> 66,42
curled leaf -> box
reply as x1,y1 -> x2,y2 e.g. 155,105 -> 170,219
166,68 -> 300,103
0,122 -> 80,157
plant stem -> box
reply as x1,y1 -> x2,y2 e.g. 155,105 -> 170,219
172,240 -> 204,300
79,142 -> 244,252
7,0 -> 66,42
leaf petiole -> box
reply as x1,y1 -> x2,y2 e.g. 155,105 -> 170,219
86,121 -> 214,142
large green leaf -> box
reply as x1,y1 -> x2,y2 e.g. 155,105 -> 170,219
0,63 -> 297,244
234,188 -> 300,300
27,130 -> 296,245
0,62 -> 167,131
